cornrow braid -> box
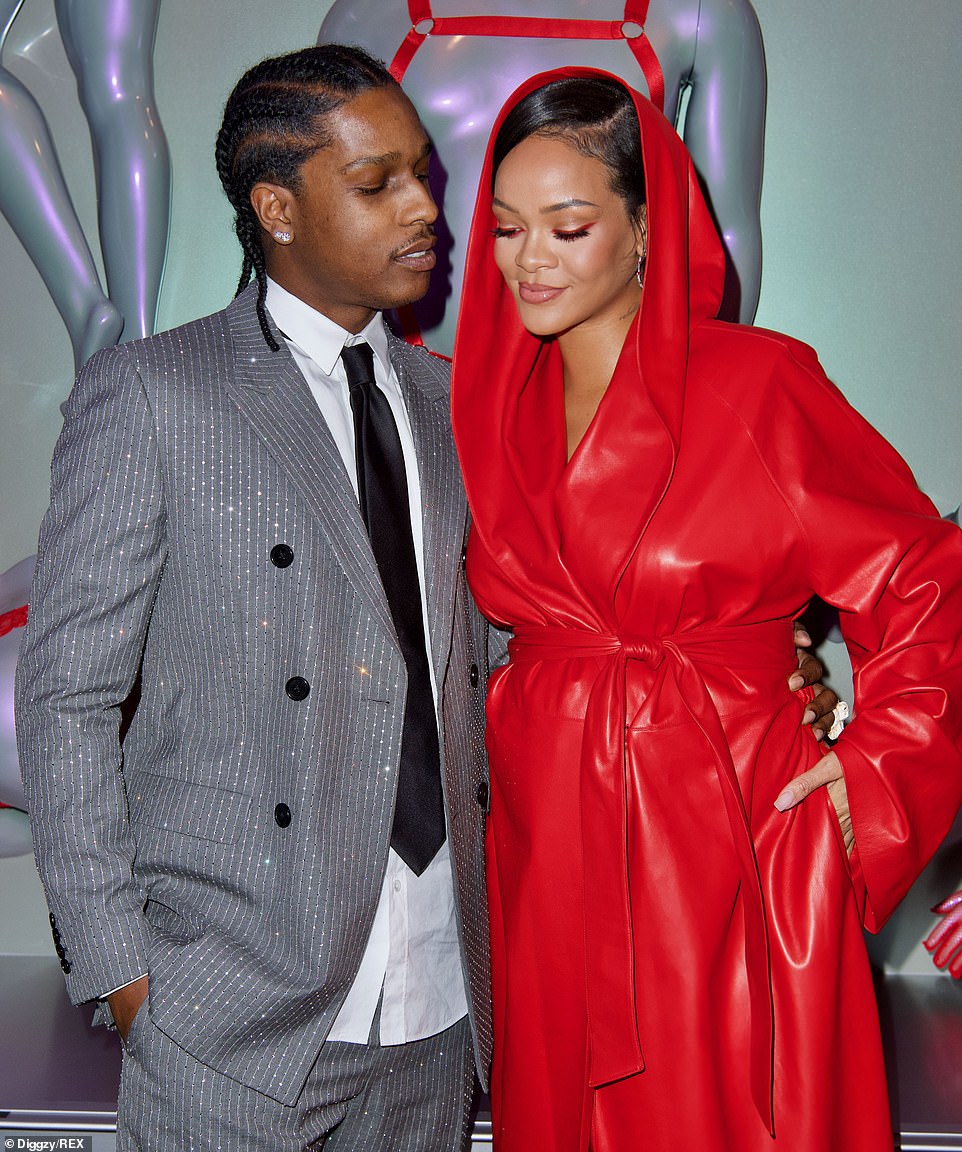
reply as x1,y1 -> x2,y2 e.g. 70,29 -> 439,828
215,44 -> 398,350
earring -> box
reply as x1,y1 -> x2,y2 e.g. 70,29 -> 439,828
636,253 -> 646,289
274,230 -> 292,244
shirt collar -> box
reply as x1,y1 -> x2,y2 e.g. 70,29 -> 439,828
265,277 -> 391,379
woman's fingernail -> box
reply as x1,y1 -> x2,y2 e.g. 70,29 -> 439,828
802,708 -> 816,724
788,674 -> 805,691
774,789 -> 795,812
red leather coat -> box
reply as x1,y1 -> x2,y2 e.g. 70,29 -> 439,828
451,68 -> 962,1151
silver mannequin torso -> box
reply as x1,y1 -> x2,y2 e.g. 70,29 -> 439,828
319,0 -> 765,353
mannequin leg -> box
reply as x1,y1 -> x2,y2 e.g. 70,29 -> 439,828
57,0 -> 170,340
0,2 -> 121,369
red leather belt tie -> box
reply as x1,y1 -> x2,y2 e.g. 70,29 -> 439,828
508,619 -> 787,1134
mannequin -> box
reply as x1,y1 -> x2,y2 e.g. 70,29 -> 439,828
319,0 -> 765,353
0,0 -> 170,368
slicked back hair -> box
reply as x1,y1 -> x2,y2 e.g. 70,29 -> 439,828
215,44 -> 398,350
492,77 -> 647,223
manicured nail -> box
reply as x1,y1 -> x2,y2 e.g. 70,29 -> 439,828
802,708 -> 816,725
796,628 -> 811,644
774,789 -> 794,812
788,674 -> 805,691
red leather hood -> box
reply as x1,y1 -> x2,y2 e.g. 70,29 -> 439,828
452,66 -> 726,613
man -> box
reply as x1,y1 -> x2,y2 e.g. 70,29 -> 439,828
17,45 -> 488,1150
16,42 -> 832,1151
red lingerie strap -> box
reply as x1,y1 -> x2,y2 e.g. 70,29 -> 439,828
0,603 -> 27,638
391,0 -> 664,110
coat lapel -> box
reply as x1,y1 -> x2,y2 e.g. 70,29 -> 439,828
222,289 -> 396,641
389,334 -> 466,686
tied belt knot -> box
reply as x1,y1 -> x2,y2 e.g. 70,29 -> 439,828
619,635 -> 665,666
508,621 -> 791,1135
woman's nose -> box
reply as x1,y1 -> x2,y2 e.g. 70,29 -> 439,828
516,232 -> 553,272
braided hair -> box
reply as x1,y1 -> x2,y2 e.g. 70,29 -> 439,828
215,45 -> 398,350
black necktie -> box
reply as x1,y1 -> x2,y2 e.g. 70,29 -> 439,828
341,342 -> 446,876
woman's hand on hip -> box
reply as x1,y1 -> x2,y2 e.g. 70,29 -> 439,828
774,749 -> 855,856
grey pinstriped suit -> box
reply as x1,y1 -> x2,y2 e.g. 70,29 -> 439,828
15,284 -> 492,1108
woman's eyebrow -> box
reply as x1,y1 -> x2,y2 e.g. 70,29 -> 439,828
493,196 -> 599,214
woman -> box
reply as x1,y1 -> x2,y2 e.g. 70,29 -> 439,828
451,68 -> 962,1150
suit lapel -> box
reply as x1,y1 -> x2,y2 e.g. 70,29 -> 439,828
223,290 -> 396,640
389,335 -> 466,686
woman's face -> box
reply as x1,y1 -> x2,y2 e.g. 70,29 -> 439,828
491,133 -> 645,342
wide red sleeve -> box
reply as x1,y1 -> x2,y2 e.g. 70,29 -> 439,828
747,338 -> 962,931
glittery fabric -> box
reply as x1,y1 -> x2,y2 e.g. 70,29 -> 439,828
16,285 -> 492,1111
117,1006 -> 474,1151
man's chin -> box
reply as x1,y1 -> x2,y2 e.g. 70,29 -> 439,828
378,267 -> 434,312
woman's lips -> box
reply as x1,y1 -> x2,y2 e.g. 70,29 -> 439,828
518,282 -> 566,304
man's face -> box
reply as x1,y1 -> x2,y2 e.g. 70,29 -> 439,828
265,85 -> 438,332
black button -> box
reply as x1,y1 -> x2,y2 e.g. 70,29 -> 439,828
476,781 -> 489,809
270,544 -> 294,569
49,913 -> 57,927
285,676 -> 310,701
61,959 -> 71,974
469,663 -> 480,688
55,943 -> 66,959
274,803 -> 292,828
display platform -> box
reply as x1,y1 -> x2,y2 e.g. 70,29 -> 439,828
877,973 -> 962,1151
1,957 -> 959,1149
0,956 -> 119,1131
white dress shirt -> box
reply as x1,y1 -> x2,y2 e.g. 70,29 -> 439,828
265,278 -> 468,1046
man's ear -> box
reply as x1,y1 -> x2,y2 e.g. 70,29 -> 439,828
249,182 -> 295,242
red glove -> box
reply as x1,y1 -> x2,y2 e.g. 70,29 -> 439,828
924,891 -> 962,978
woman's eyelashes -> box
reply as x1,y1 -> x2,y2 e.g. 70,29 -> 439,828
554,227 -> 592,242
490,225 -> 595,241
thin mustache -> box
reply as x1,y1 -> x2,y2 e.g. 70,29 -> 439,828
393,228 -> 436,258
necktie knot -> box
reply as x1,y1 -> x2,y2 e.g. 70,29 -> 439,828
341,342 -> 376,391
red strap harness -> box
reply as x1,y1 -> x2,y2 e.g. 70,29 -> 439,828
390,0 -> 664,110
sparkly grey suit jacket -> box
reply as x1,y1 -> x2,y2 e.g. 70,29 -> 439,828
15,285 -> 492,1103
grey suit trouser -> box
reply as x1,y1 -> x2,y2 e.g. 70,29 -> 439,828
116,1005 -> 475,1151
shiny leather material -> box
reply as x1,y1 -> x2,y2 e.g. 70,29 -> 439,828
451,67 -> 962,1151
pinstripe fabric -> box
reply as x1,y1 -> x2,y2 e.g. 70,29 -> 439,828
16,286 -> 491,1115
117,1006 -> 474,1151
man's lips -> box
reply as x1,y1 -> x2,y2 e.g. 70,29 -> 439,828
394,238 -> 436,272
517,282 -> 566,304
